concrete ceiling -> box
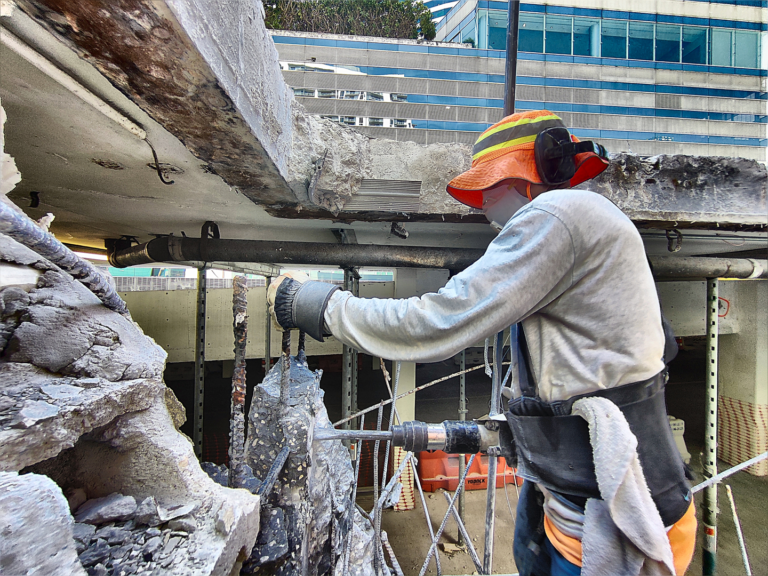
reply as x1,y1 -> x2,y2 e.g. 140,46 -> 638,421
0,7 -> 495,252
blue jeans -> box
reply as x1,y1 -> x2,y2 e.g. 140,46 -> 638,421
513,481 -> 582,576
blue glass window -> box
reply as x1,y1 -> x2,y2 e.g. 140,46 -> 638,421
546,16 -> 572,55
629,22 -> 654,61
656,24 -> 681,63
573,18 -> 600,57
488,11 -> 507,50
734,31 -> 759,67
710,29 -> 733,66
519,13 -> 544,53
601,20 -> 627,59
682,27 -> 708,64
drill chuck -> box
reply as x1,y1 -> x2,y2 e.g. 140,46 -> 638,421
391,420 -> 498,454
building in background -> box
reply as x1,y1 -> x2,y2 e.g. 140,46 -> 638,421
271,0 -> 766,160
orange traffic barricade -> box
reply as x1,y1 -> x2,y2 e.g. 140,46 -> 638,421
417,450 -> 523,492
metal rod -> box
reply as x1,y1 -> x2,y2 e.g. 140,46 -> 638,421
343,414 -> 366,576
725,485 -> 752,576
381,531 -> 405,576
372,403 -> 384,575
256,445 -> 291,498
703,278 -> 719,576
442,491 -> 483,574
693,451 -> 768,493
342,343 -> 353,431
229,275 -> 248,488
458,349 -> 468,547
503,0 -> 520,116
193,267 -> 207,459
280,331 -> 291,406
315,428 -> 393,442
380,359 -> 442,576
376,362 -> 401,571
419,454 -> 477,576
264,276 -> 272,373
109,235 -> 768,279
334,364 -> 489,427
482,331 -> 504,574
0,202 -> 130,315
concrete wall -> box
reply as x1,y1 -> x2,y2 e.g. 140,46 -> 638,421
718,280 -> 768,475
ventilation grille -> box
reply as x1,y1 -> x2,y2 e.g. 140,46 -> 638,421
343,179 -> 422,212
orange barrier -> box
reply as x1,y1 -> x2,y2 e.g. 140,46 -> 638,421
417,450 -> 523,492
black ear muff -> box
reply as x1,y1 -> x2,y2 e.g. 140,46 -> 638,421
535,127 -> 608,186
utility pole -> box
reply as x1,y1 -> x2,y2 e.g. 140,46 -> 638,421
504,0 -> 521,116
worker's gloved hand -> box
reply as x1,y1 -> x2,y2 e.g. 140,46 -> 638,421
267,272 -> 310,331
267,272 -> 341,342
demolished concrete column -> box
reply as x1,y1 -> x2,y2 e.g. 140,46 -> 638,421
244,349 -> 376,575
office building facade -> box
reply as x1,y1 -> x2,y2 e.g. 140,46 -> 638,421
271,1 -> 766,161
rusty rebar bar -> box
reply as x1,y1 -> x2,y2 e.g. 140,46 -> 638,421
280,330 -> 291,406
229,275 -> 248,488
0,202 -> 129,316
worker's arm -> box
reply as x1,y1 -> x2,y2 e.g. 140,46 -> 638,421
274,206 -> 576,362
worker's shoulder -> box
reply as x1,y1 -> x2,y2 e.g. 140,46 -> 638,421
531,189 -> 630,228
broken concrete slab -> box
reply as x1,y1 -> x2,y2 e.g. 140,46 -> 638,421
0,471 -> 87,576
586,154 -> 768,231
0,231 -> 261,576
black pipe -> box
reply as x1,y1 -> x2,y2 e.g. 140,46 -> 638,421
109,236 -> 487,271
108,235 -> 767,279
504,0 -> 521,116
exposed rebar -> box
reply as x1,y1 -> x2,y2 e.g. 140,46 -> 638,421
343,415 -> 365,576
372,402 -> 385,575
228,275 -> 248,488
726,485 -> 752,576
692,451 -> 768,493
0,202 -> 129,315
256,445 -> 291,498
380,358 -> 442,575
442,491 -> 483,574
280,330 -> 291,406
381,531 -> 404,576
418,454 -> 477,576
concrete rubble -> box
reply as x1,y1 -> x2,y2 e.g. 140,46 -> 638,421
244,352 -> 376,576
0,232 -> 260,575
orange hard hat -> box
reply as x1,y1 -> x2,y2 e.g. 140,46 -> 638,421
447,110 -> 609,209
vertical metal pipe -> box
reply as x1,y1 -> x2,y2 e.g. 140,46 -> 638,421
504,0 -> 521,116
483,331 -> 504,574
703,278 -> 719,576
264,276 -> 272,373
351,275 -> 360,423
229,275 -> 248,488
193,267 -> 207,459
458,349 -> 467,546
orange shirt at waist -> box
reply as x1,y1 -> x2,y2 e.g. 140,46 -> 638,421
544,499 -> 697,575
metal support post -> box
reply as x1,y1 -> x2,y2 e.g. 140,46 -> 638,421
458,349 -> 468,546
504,0 -> 521,116
703,278 -> 719,575
193,267 -> 207,459
264,276 -> 272,373
342,268 -> 360,430
483,331 -> 504,574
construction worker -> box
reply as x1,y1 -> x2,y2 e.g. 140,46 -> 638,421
268,110 -> 696,575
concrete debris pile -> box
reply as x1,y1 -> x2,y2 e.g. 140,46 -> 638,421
0,231 -> 260,576
244,352 -> 376,576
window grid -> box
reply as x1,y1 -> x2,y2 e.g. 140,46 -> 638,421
469,11 -> 760,68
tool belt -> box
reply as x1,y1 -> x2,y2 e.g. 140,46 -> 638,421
505,371 -> 691,527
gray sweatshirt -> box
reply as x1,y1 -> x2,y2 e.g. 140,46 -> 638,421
324,189 -> 665,402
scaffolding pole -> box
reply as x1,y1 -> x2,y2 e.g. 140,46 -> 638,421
342,268 -> 359,431
703,278 -> 719,576
458,349 -> 468,547
229,276 -> 248,488
193,267 -> 207,459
